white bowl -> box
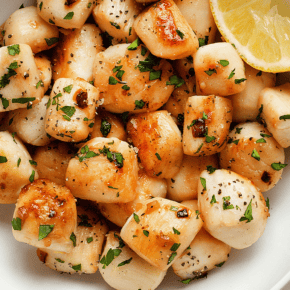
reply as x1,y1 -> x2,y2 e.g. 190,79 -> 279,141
0,0 -> 290,289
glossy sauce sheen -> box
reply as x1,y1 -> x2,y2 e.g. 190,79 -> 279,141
155,0 -> 184,44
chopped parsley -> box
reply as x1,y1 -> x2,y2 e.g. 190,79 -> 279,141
100,248 -> 122,269
70,232 -> 76,247
271,162 -> 287,171
60,106 -> 76,121
45,37 -> 59,46
239,199 -> 253,223
38,224 -> 54,240
170,243 -> 181,252
11,217 -> 21,231
218,60 -> 229,67
210,195 -> 217,205
167,252 -> 177,264
133,213 -> 140,223
0,61 -> 19,89
78,214 -> 92,227
143,230 -> 149,237
223,196 -> 234,210
173,227 -> 180,235
36,80 -> 44,89
187,120 -> 196,130
206,165 -> 216,174
204,68 -> 217,76
198,36 -> 209,47
200,177 -> 206,190
78,145 -> 98,162
63,84 -> 73,93
127,38 -> 141,50
99,145 -> 124,168
110,22 -> 120,29
235,78 -> 247,84
176,29 -> 184,39
72,264 -> 81,271
228,68 -> 235,79
155,152 -> 161,160
87,237 -> 93,243
251,149 -> 260,161
279,115 -> 290,121
0,156 -> 7,163
166,75 -> 185,88
215,261 -> 225,267
63,12 -> 74,20
134,99 -> 146,110
29,170 -> 35,182
55,258 -> 65,263
118,257 -> 133,267
100,119 -> 111,137
7,44 -> 20,56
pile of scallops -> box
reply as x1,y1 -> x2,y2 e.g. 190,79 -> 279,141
0,0 -> 288,289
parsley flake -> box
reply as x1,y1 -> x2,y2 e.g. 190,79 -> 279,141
38,224 -> 54,240
7,44 -> 20,56
166,75 -> 185,88
11,217 -> 21,231
219,60 -> 229,67
200,177 -> 206,190
271,162 -> 287,171
204,68 -> 217,76
239,199 -> 253,223
64,12 -> 74,20
100,119 -> 111,137
70,232 -> 76,247
118,257 -> 133,267
251,149 -> 260,161
210,195 -> 217,205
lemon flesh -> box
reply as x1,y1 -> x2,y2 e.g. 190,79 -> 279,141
210,0 -> 290,72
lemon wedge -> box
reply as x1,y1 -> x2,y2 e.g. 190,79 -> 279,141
210,0 -> 290,72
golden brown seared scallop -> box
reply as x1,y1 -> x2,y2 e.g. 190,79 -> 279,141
37,0 -> 96,29
120,197 -> 203,271
127,110 -> 183,179
75,110 -> 127,148
92,0 -> 143,44
198,169 -> 269,249
66,137 -> 138,203
99,231 -> 167,290
219,122 -> 285,192
98,168 -> 167,227
164,84 -> 191,120
12,179 -> 77,252
183,95 -> 232,156
52,24 -> 104,82
4,6 -> 59,53
166,154 -> 219,201
172,227 -> 231,280
93,43 -> 175,114
172,58 -> 196,94
34,54 -> 52,93
37,203 -> 108,274
8,96 -> 52,146
228,63 -> 276,123
45,78 -> 99,142
133,0 -> 199,60
194,43 -> 246,96
174,0 -> 217,46
0,44 -> 44,112
258,83 -> 290,148
0,131 -> 39,204
33,141 -> 75,186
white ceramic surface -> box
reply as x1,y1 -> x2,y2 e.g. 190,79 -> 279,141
0,0 -> 290,289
